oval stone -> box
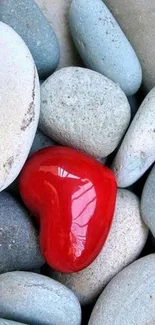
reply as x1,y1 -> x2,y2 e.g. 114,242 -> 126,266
0,320 -> 27,325
88,254 -> 155,325
0,272 -> 81,325
49,189 -> 148,304
112,87 -> 155,187
0,22 -> 40,191
69,0 -> 142,96
39,67 -> 131,159
0,192 -> 44,274
0,0 -> 60,79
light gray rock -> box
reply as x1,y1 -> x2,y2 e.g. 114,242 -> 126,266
0,192 -> 44,274
141,164 -> 155,237
39,67 -> 131,159
104,0 -> 155,93
0,320 -> 28,325
69,0 -> 142,96
112,87 -> 155,187
49,189 -> 148,305
88,254 -> 155,325
0,271 -> 81,325
0,22 -> 40,191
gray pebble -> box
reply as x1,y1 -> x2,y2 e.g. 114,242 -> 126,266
40,67 -> 131,158
88,254 -> 155,325
69,0 -> 142,95
0,192 -> 44,274
0,271 -> 81,325
0,0 -> 60,79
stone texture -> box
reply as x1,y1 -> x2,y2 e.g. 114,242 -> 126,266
0,271 -> 81,325
88,254 -> 155,325
0,320 -> 28,325
0,192 -> 44,274
39,67 -> 131,159
49,189 -> 148,305
0,22 -> 40,191
112,87 -> 155,187
0,0 -> 60,79
35,0 -> 82,70
69,0 -> 142,95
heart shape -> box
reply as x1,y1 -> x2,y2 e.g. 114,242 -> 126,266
19,146 -> 117,273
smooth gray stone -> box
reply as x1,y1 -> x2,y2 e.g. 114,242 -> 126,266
0,271 -> 81,325
141,164 -> 155,237
0,320 -> 28,325
0,192 -> 44,274
69,0 -> 142,96
0,0 -> 60,79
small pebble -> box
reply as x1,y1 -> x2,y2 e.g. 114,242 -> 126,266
49,189 -> 148,305
0,192 -> 44,274
0,22 -> 40,191
141,164 -> 155,237
88,254 -> 155,325
0,271 -> 81,325
39,67 -> 130,158
69,0 -> 142,95
0,0 -> 60,79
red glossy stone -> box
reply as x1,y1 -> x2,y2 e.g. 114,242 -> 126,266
19,146 -> 117,273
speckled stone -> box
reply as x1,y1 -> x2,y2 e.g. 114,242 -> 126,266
39,67 -> 131,158
0,192 -> 44,274
112,87 -> 155,187
0,271 -> 81,325
0,22 -> 40,191
88,254 -> 155,325
141,164 -> 155,237
104,0 -> 155,93
49,189 -> 148,305
0,0 -> 60,79
35,0 -> 82,69
0,320 -> 27,325
69,0 -> 142,96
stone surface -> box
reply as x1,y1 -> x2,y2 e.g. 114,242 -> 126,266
0,192 -> 44,274
0,271 -> 81,325
0,0 -> 60,79
112,87 -> 155,187
141,164 -> 155,237
35,0 -> 82,70
88,254 -> 155,325
0,22 -> 40,191
39,67 -> 131,159
69,0 -> 142,96
104,0 -> 155,93
49,189 -> 148,305
0,320 -> 28,325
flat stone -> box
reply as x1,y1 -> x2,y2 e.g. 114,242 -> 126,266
112,87 -> 155,187
39,67 -> 131,158
0,271 -> 81,325
69,0 -> 142,96
0,0 -> 60,79
35,0 -> 82,70
104,0 -> 155,93
88,254 -> 155,325
0,22 -> 40,191
0,192 -> 44,274
49,189 -> 148,305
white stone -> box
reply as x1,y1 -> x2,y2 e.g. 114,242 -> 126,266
0,22 -> 40,191
39,67 -> 130,158
50,189 -> 148,305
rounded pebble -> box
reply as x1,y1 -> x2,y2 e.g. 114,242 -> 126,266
0,271 -> 81,325
39,67 -> 131,159
141,164 -> 155,237
0,22 -> 40,191
49,189 -> 148,305
69,0 -> 142,96
88,254 -> 155,325
0,320 -> 27,325
0,192 -> 44,274
0,0 -> 60,79
112,87 -> 155,187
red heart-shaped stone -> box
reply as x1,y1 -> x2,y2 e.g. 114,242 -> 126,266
19,146 -> 117,273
